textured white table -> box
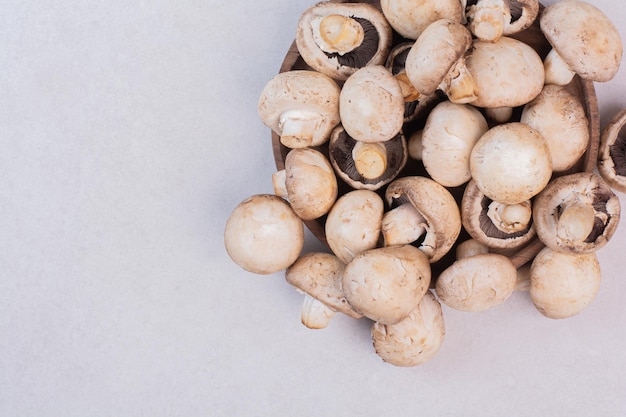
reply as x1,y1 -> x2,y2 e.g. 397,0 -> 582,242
1,1 -> 626,416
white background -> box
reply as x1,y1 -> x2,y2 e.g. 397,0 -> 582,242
2,1 -> 626,416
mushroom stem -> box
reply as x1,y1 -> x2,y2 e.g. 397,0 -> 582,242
301,293 -> 336,329
543,48 -> 575,86
407,129 -> 424,160
515,264 -> 531,292
487,200 -> 532,233
467,0 -> 509,42
485,106 -> 513,123
395,72 -> 421,103
440,58 -> 478,104
271,169 -> 288,199
556,199 -> 596,245
352,141 -> 388,179
313,14 -> 365,55
382,203 -> 427,246
278,110 -> 324,148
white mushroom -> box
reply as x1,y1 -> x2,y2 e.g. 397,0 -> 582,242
380,0 -> 463,40
466,0 -> 539,42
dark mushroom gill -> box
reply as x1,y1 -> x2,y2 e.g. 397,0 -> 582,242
609,133 -> 626,177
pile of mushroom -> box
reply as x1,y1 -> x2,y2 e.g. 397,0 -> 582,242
224,0 -> 624,367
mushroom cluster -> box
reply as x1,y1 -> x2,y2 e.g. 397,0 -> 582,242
224,0 -> 624,367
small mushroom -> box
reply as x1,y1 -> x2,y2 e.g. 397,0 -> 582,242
435,253 -> 517,312
325,190 -> 384,264
224,195 -> 304,275
455,238 -> 490,260
342,245 -> 431,325
529,246 -> 601,319
371,291 -> 445,367
598,108 -> 626,193
272,147 -> 338,221
540,0 -> 622,86
520,84 -> 589,173
328,125 -> 407,191
380,0 -> 463,40
533,172 -> 620,254
295,2 -> 393,81
404,19 -> 478,104
285,252 -> 362,329
469,122 -> 552,205
339,65 -> 405,143
257,70 -> 340,149
383,176 -> 462,263
421,101 -> 488,187
465,0 -> 539,42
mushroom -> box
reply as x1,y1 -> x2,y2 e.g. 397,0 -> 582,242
598,108 -> 626,193
285,252 -> 362,329
455,238 -> 490,259
465,0 -> 539,42
533,172 -> 621,254
339,65 -> 405,143
529,246 -> 601,319
420,101 -> 488,187
272,147 -> 338,221
407,129 -> 424,160
325,190 -> 384,264
465,36 -> 545,119
295,2 -> 393,81
224,194 -> 304,275
435,253 -> 517,312
461,179 -> 536,250
540,0 -> 622,86
380,0 -> 463,40
342,245 -> 431,325
383,176 -> 462,263
469,122 -> 552,205
257,70 -> 340,149
404,19 -> 478,104
371,291 -> 445,367
520,84 -> 590,173
328,125 -> 407,191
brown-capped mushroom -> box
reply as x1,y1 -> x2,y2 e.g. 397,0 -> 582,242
272,147 -> 338,220
540,0 -> 622,86
371,291 -> 445,367
295,2 -> 393,81
380,0 -> 463,40
533,172 -> 620,254
465,0 -> 539,42
224,194 -> 304,275
342,245 -> 431,325
285,252 -> 362,329
598,108 -> 626,193
529,246 -> 601,319
258,70 -> 340,149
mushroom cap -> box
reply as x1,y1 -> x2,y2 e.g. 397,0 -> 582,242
224,194 -> 304,275
371,291 -> 445,367
285,252 -> 362,319
257,70 -> 340,148
470,122 -> 552,205
421,101 -> 488,187
339,65 -> 405,143
533,172 -> 621,254
598,108 -> 626,193
325,190 -> 384,264
404,19 -> 473,96
520,84 -> 589,172
435,253 -> 517,312
465,36 -> 545,108
380,0 -> 463,40
530,246 -> 601,319
385,176 -> 462,263
540,0 -> 622,82
284,147 -> 338,220
342,245 -> 431,325
503,0 -> 539,35
295,2 -> 393,81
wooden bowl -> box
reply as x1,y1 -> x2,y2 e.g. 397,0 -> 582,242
271,0 -> 599,276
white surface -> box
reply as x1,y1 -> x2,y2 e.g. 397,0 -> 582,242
2,1 -> 626,416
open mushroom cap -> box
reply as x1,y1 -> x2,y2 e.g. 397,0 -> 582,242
385,176 -> 462,263
380,0 -> 463,40
295,2 -> 393,81
224,194 -> 304,275
435,253 -> 517,312
520,84 -> 589,173
598,108 -> 626,193
371,291 -> 445,367
540,0 -> 622,83
325,190 -> 384,264
530,246 -> 601,319
342,245 -> 431,325
466,0 -> 539,42
533,172 -> 620,254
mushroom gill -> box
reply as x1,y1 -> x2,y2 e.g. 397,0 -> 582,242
323,17 -> 380,69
